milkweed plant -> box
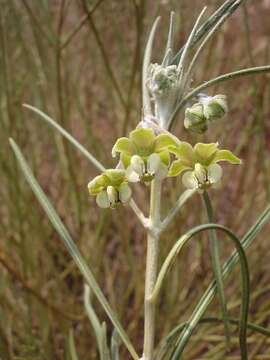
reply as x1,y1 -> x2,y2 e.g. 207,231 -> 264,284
10,2 -> 270,360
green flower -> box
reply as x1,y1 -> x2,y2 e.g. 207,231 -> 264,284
168,142 -> 241,192
201,94 -> 228,121
112,128 -> 178,182
88,169 -> 132,208
184,103 -> 208,133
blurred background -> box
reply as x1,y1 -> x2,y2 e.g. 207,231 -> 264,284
1,0 -> 270,358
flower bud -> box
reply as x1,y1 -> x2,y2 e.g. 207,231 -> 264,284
184,103 -> 207,133
201,95 -> 228,121
148,63 -> 180,128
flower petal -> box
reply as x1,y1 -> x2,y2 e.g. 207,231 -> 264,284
147,153 -> 161,175
169,142 -> 194,166
207,163 -> 223,184
119,183 -> 132,203
88,175 -> 107,195
159,150 -> 170,166
96,190 -> 110,208
194,142 -> 219,164
130,155 -> 145,177
182,171 -> 198,189
112,137 -> 135,157
126,166 -> 140,182
107,186 -> 118,206
168,160 -> 191,177
154,134 -> 179,152
213,149 -> 242,164
130,128 -> 155,149
104,169 -> 126,186
155,162 -> 168,180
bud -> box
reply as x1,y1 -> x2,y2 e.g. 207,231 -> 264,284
201,94 -> 228,121
148,63 -> 180,128
184,103 -> 207,133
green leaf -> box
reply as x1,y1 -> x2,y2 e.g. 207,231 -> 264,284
214,149 -> 242,164
203,192 -> 231,348
112,137 -> 135,157
168,160 -> 191,177
9,139 -> 139,360
154,134 -> 179,152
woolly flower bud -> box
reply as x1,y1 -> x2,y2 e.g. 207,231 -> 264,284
147,63 -> 181,128
184,103 -> 207,133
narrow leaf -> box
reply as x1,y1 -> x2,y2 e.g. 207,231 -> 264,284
9,139 -> 139,360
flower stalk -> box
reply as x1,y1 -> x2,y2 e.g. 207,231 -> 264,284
143,179 -> 162,360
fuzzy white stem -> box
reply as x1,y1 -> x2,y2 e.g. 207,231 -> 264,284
142,179 -> 162,360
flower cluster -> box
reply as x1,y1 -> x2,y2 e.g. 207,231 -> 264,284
184,95 -> 228,133
88,169 -> 131,209
88,125 -> 241,207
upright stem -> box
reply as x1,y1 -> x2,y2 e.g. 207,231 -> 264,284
143,179 -> 162,360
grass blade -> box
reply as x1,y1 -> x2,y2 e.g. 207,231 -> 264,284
23,104 -> 105,172
69,329 -> 80,360
171,205 -> 270,358
9,138 -> 139,360
84,284 -> 110,360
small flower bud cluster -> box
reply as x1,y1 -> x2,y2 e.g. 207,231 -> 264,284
147,64 -> 181,128
184,95 -> 228,133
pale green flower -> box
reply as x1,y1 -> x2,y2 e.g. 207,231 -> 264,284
168,142 -> 241,192
112,128 -> 178,182
88,169 -> 132,208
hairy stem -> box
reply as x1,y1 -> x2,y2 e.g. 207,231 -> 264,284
143,179 -> 162,360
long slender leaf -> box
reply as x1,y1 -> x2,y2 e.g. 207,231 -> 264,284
203,192 -> 231,348
171,205 -> 270,358
9,138 -> 139,360
149,223 -> 249,360
84,284 -> 110,360
142,17 -> 161,116
172,0 -> 244,64
69,329 -> 79,360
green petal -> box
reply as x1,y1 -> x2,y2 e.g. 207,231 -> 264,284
88,175 -> 107,195
159,150 -> 170,166
168,160 -> 191,177
194,142 -> 218,164
129,128 -> 155,150
120,153 -> 131,169
213,149 -> 242,164
154,134 -> 180,152
104,169 -> 126,186
112,137 -> 135,157
169,142 -> 194,166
